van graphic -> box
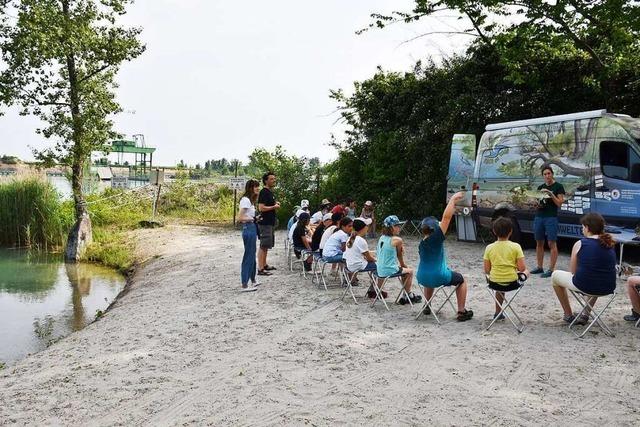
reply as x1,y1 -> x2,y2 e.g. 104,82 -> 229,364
448,110 -> 640,242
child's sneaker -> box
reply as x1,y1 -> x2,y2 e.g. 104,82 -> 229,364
493,312 -> 506,320
530,267 -> 544,274
240,285 -> 257,293
457,309 -> 474,321
540,270 -> 553,278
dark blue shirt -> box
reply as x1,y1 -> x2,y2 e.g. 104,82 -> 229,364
573,238 -> 616,295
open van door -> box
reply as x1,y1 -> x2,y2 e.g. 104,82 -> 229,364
447,134 -> 477,194
447,134 -> 477,241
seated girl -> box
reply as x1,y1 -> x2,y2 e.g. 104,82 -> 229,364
343,217 -> 376,282
416,191 -> 473,321
375,215 -> 421,304
551,213 -> 616,324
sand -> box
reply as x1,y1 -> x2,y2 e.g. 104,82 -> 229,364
1,225 -> 639,426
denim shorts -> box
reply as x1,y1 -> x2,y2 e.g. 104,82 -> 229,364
533,216 -> 558,241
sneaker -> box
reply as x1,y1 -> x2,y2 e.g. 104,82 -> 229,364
493,312 -> 506,321
540,270 -> 553,278
563,314 -> 576,324
575,314 -> 589,326
530,267 -> 544,274
421,305 -> 432,315
623,309 -> 640,322
257,270 -> 272,276
457,309 -> 474,322
240,285 -> 257,293
368,290 -> 388,299
408,292 -> 422,304
251,280 -> 262,287
264,265 -> 277,271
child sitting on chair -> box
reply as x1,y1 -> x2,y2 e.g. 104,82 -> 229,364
483,216 -> 529,320
417,191 -> 473,321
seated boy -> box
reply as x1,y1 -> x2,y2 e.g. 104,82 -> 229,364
416,191 -> 472,321
483,216 -> 529,319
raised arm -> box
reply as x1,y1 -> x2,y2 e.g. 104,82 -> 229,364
440,191 -> 465,234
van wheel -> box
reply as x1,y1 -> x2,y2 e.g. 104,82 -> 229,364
509,217 -> 534,248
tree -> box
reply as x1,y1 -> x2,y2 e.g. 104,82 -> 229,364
0,0 -> 144,260
364,1 -> 640,107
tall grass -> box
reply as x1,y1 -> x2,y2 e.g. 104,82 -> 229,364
0,179 -> 72,250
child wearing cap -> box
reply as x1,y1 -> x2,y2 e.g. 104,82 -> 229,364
311,199 -> 332,225
417,192 -> 473,321
361,201 -> 375,238
344,217 -> 376,281
484,216 -> 529,320
375,215 -> 422,304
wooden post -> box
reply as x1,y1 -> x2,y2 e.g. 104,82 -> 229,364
232,160 -> 239,227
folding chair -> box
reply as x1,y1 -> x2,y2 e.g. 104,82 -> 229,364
319,258 -> 345,291
568,289 -> 617,338
371,272 -> 414,311
415,284 -> 459,323
340,266 -> 376,304
290,247 -> 314,278
485,274 -> 527,333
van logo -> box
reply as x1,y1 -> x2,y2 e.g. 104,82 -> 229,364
611,189 -> 621,200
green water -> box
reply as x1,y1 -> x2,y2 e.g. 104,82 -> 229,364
0,249 -> 125,364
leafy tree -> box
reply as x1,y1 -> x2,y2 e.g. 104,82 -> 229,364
0,0 -> 144,260
248,146 -> 322,226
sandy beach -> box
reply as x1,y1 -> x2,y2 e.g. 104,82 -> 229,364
1,225 -> 639,426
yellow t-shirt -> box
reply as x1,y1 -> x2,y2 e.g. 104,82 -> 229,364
483,240 -> 524,283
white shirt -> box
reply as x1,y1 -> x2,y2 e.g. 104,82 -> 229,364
323,230 -> 349,257
344,235 -> 369,272
319,225 -> 337,250
310,211 -> 323,224
239,197 -> 255,221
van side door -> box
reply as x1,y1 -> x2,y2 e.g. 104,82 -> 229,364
593,139 -> 640,227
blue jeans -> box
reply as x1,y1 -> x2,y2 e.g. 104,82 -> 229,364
241,223 -> 257,285
322,253 -> 344,263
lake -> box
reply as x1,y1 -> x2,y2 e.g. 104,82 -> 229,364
0,249 -> 125,365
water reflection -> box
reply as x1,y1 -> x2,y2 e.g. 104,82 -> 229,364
0,249 -> 125,364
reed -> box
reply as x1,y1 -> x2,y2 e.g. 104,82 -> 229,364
0,178 -> 71,250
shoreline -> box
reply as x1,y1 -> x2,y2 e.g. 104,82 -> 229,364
1,225 -> 638,425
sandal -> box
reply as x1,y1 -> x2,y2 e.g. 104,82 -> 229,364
257,270 -> 272,276
457,309 -> 474,322
264,265 -> 277,271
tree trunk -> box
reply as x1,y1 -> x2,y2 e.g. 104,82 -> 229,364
63,0 -> 92,262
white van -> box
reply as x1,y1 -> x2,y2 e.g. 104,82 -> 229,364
448,110 -> 640,242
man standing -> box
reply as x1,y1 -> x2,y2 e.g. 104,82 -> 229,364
531,166 -> 565,278
257,172 -> 280,276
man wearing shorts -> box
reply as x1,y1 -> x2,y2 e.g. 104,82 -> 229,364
531,166 -> 565,278
257,172 -> 280,276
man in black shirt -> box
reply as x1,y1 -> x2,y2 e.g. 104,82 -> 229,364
257,172 -> 280,275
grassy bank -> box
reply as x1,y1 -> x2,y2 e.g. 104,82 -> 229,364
0,179 -> 72,250
0,177 -> 233,273
79,180 -> 234,272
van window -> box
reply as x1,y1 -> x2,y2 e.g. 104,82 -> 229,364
600,140 -> 640,183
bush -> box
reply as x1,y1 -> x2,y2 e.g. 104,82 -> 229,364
0,178 -> 72,249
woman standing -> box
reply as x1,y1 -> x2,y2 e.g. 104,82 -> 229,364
239,179 -> 261,292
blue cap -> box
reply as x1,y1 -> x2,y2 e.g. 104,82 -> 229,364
382,215 -> 405,227
420,216 -> 439,231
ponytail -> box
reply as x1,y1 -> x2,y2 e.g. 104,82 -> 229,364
598,233 -> 615,249
347,232 -> 357,249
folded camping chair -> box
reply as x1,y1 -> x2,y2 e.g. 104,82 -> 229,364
371,271 -> 414,311
415,283 -> 459,324
568,288 -> 617,338
286,238 -> 294,271
319,258 -> 345,291
340,266 -> 376,305
485,273 -> 527,333
310,251 -> 324,286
